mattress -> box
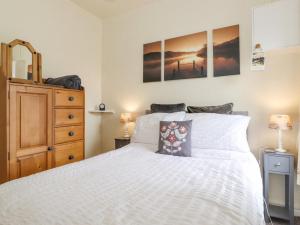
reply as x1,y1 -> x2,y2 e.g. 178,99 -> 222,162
0,143 -> 265,225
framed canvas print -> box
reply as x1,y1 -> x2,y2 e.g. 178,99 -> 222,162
164,31 -> 207,81
213,25 -> 240,77
143,41 -> 162,83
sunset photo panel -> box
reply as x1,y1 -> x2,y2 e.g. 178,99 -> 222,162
213,25 -> 240,77
143,41 -> 162,83
164,31 -> 207,81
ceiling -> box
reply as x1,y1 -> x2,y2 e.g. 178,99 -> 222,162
70,0 -> 158,19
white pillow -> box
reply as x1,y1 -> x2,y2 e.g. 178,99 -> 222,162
184,113 -> 250,152
131,112 -> 186,145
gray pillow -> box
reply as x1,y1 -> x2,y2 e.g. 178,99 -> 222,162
187,103 -> 233,114
156,120 -> 192,157
151,103 -> 186,113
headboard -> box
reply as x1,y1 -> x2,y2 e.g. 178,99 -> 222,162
232,111 -> 249,116
145,110 -> 249,116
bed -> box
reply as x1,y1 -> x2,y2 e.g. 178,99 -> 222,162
0,112 -> 265,225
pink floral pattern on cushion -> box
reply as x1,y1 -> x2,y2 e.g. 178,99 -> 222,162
157,120 -> 192,157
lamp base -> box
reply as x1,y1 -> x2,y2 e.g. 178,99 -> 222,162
123,127 -> 130,139
275,148 -> 287,153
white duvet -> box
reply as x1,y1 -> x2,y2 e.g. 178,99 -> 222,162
0,143 -> 265,225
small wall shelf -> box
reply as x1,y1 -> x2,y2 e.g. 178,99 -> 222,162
88,109 -> 115,114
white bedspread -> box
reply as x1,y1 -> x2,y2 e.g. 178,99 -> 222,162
0,143 -> 265,225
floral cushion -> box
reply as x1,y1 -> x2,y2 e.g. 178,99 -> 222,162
157,120 -> 192,157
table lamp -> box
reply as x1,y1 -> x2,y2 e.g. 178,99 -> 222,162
269,114 -> 292,152
120,112 -> 135,138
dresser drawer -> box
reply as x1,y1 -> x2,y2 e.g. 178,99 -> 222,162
54,141 -> 84,167
54,109 -> 84,126
54,126 -> 84,144
54,90 -> 84,107
268,155 -> 290,173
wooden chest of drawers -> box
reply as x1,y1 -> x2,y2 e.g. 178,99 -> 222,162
53,89 -> 85,168
0,82 -> 85,183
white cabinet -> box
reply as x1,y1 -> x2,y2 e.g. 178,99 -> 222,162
252,0 -> 300,51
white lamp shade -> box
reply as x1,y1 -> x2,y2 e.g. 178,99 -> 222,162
269,114 -> 292,130
120,112 -> 136,123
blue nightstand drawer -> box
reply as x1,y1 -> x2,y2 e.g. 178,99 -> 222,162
263,151 -> 294,224
268,155 -> 290,173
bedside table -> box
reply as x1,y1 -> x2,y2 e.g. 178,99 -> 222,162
115,137 -> 130,149
263,150 -> 294,225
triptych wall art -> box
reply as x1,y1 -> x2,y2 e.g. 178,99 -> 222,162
143,41 -> 162,82
164,32 -> 207,81
143,24 -> 240,83
213,25 -> 240,77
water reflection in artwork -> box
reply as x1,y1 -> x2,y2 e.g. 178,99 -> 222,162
213,25 -> 240,77
143,41 -> 162,83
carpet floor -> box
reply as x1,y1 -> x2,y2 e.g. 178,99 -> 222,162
267,217 -> 300,225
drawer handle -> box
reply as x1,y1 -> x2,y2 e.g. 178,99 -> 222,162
68,155 -> 74,160
68,114 -> 74,119
68,96 -> 75,101
274,162 -> 281,167
47,146 -> 54,151
68,131 -> 75,137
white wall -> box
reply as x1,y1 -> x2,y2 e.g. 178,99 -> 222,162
0,0 -> 103,157
102,0 -> 300,213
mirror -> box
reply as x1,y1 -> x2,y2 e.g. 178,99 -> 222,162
0,39 -> 42,84
11,45 -> 33,80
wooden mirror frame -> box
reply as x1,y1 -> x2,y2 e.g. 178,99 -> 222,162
0,39 -> 42,84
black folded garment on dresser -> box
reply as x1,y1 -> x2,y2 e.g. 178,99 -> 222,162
45,75 -> 82,90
